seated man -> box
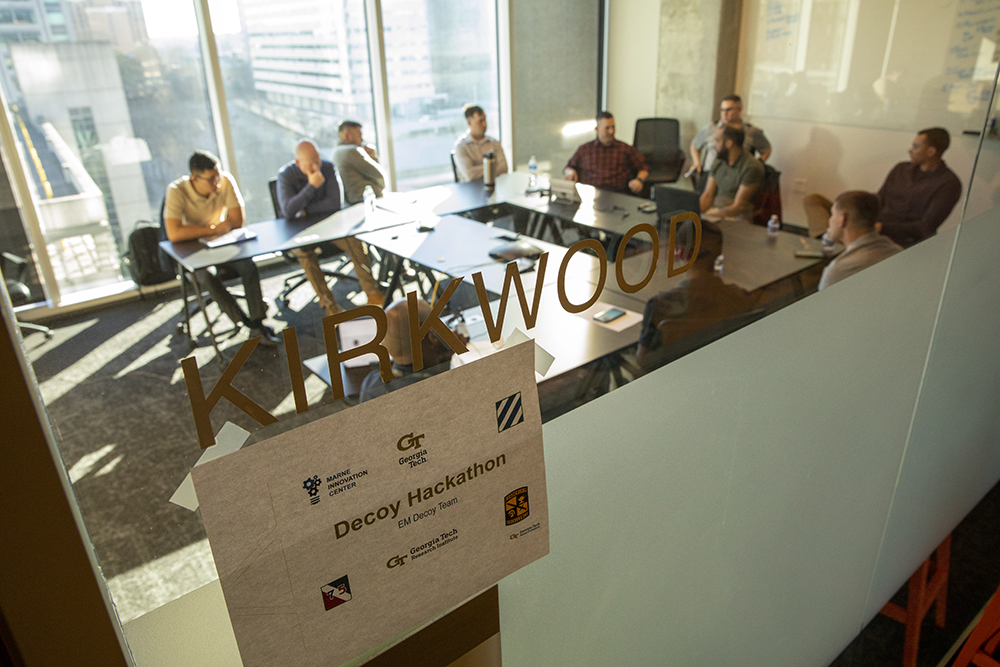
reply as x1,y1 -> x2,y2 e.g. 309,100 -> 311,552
636,224 -> 755,369
563,111 -> 649,194
277,140 -> 383,314
699,125 -> 764,220
802,128 -> 962,246
164,150 -> 278,345
819,190 -> 902,290
332,120 -> 385,205
877,127 -> 962,247
453,104 -> 508,182
689,94 -> 770,181
358,298 -> 457,403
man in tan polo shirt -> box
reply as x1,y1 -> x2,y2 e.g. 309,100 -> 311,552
164,150 -> 279,345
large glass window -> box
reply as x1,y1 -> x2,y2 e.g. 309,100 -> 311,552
210,0 -> 378,223
382,0 -> 500,190
0,0 -> 217,302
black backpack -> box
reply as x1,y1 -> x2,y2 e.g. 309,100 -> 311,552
127,220 -> 175,288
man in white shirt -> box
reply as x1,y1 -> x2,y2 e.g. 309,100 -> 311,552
164,150 -> 279,345
452,104 -> 507,182
819,190 -> 903,290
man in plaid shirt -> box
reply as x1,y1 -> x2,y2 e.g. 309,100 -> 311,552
564,112 -> 649,194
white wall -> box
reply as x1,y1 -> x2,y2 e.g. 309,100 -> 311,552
606,0 -> 661,145
756,117 -> 983,231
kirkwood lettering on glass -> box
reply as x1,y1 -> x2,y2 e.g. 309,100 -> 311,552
181,215 -> 702,448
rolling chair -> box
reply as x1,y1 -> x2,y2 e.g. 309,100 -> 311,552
449,151 -> 459,183
633,118 -> 686,196
268,179 -> 360,309
1,252 -> 52,339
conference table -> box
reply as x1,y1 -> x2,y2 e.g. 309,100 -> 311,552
160,173 -> 830,410
159,203 -> 413,359
379,171 -> 660,242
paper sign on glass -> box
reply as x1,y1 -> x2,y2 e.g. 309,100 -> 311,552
192,342 -> 548,667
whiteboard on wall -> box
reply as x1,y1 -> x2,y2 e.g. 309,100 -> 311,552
743,0 -> 1000,134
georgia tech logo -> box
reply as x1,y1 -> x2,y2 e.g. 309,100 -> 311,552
397,432 -> 426,452
386,554 -> 409,569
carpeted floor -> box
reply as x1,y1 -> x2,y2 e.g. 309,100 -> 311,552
19,260 -> 1000,663
24,264 -> 369,613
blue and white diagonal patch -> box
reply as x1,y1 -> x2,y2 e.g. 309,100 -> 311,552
496,392 -> 524,433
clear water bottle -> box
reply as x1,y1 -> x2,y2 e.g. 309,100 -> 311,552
363,185 -> 376,217
528,155 -> 538,188
821,231 -> 835,257
766,214 -> 780,240
713,254 -> 724,275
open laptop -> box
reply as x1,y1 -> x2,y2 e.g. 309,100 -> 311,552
653,184 -> 701,221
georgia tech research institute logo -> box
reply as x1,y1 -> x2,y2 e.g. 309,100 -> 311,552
505,487 -> 529,526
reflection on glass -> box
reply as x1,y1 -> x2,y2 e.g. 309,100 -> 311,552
381,0 -> 500,190
0,0 -> 217,300
745,0 -> 1000,132
213,0 -> 377,223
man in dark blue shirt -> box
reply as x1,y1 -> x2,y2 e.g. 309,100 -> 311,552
276,140 -> 383,315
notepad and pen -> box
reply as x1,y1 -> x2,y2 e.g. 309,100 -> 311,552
199,227 -> 257,248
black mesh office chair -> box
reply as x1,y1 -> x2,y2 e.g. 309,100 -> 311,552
269,178 -> 359,308
1,252 -> 52,339
449,151 -> 459,183
633,118 -> 686,195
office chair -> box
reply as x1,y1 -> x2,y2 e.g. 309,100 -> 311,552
268,178 -> 360,309
1,252 -> 52,339
449,151 -> 459,183
751,163 -> 782,226
633,118 -> 686,195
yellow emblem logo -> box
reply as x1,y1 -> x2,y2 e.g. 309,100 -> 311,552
504,487 -> 529,526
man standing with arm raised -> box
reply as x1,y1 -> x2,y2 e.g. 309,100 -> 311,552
164,150 -> 279,345
689,94 -> 771,183
277,140 -> 383,314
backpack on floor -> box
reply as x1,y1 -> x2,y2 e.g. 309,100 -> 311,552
127,220 -> 175,288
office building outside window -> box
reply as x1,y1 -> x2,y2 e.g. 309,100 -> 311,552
0,0 -> 216,301
382,0 -> 500,190
214,0 -> 378,223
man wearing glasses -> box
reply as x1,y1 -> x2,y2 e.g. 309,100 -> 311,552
164,150 -> 279,346
689,94 -> 770,189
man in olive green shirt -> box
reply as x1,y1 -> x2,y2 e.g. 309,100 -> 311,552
699,125 -> 764,220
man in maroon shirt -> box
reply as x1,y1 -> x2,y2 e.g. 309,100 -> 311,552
877,127 -> 962,247
563,112 -> 649,194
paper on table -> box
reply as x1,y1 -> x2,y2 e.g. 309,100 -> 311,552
572,301 -> 643,332
200,227 -> 257,248
193,343 -> 548,667
169,422 -> 250,511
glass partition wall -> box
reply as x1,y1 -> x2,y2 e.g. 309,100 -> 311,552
5,0 -> 1000,666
